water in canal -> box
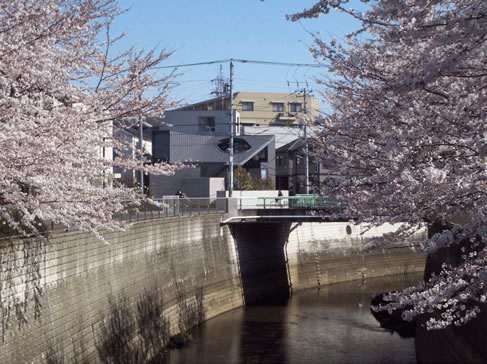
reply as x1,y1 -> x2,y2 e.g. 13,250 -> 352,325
167,274 -> 422,364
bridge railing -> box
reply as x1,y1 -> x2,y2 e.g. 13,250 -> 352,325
237,194 -> 341,210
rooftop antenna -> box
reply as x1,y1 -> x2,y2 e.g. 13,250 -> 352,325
211,65 -> 229,97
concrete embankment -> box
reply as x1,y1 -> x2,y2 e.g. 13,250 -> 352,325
0,215 -> 425,363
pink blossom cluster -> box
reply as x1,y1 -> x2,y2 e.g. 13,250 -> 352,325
0,0 -> 179,238
291,0 -> 487,328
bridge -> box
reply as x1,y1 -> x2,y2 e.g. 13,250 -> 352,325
219,194 -> 348,225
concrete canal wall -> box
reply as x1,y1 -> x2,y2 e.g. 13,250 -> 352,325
0,216 -> 425,363
286,222 -> 426,291
0,215 -> 242,363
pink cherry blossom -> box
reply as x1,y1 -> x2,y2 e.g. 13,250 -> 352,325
291,0 -> 487,329
0,0 -> 179,237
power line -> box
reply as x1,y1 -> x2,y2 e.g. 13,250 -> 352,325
151,58 -> 324,70
232,59 -> 324,68
152,59 -> 232,69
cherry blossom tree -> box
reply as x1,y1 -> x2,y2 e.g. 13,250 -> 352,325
290,1 -> 487,329
0,0 -> 179,237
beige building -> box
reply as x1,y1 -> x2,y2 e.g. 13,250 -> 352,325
166,91 -> 319,130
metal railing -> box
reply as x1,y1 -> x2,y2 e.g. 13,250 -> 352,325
116,195 -> 342,222
237,194 -> 341,210
116,197 -> 228,223
0,197 -> 228,236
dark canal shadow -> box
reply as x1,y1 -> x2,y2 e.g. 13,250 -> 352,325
238,306 -> 288,364
231,222 -> 291,305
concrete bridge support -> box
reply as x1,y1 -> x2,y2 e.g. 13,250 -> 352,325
231,222 -> 292,305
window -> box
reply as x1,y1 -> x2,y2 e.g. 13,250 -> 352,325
241,102 -> 254,111
277,155 -> 283,166
216,138 -> 251,154
272,102 -> 284,112
198,116 -> 215,132
257,148 -> 268,162
235,113 -> 241,135
289,103 -> 302,113
277,155 -> 287,166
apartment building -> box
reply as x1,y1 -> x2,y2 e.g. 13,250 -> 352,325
159,91 -> 319,135
150,91 -> 322,195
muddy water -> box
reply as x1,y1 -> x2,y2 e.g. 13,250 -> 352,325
167,274 -> 422,364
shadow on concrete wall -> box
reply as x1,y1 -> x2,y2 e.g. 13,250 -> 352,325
231,223 -> 291,305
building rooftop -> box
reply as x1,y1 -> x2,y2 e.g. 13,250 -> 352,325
153,131 -> 274,166
242,125 -> 302,149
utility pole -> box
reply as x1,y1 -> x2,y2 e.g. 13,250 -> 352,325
297,86 -> 311,195
303,89 -> 309,194
228,60 -> 234,197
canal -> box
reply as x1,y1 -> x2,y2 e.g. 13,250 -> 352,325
166,273 -> 422,364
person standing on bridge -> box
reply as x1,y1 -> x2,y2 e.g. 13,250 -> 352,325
176,190 -> 186,198
276,190 -> 283,206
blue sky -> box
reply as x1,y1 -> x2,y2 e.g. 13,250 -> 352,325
113,0 -> 363,108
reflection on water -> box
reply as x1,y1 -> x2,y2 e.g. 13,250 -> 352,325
167,274 -> 422,364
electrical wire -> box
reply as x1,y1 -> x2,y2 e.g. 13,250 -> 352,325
151,58 -> 324,70
153,58 -> 324,109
